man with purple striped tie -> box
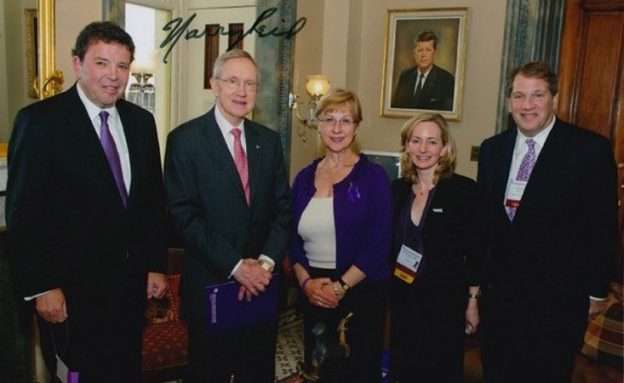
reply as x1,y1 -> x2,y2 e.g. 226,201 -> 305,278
6,22 -> 167,382
477,62 -> 618,382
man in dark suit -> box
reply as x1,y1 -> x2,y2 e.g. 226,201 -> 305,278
477,62 -> 617,382
391,31 -> 455,111
164,48 -> 290,383
6,22 -> 168,383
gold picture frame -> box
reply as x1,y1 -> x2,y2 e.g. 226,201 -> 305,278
24,9 -> 38,98
25,0 -> 62,100
380,8 -> 468,120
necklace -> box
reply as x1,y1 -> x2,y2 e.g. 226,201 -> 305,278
413,182 -> 434,197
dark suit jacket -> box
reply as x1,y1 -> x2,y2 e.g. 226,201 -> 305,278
391,64 -> 455,111
390,174 -> 481,300
6,85 -> 167,368
477,119 -> 617,333
164,108 -> 290,322
390,173 -> 481,383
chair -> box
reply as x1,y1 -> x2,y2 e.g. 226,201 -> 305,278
142,248 -> 188,383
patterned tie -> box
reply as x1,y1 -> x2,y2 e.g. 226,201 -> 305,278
516,138 -> 537,181
507,138 -> 537,220
231,128 -> 250,205
98,111 -> 128,207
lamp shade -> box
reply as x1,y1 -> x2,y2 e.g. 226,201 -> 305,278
305,75 -> 330,97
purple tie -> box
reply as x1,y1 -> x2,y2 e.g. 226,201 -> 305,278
515,138 -> 537,181
507,138 -> 537,220
98,111 -> 128,207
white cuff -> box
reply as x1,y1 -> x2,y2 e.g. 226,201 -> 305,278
589,295 -> 607,301
25,290 -> 51,301
229,260 -> 244,279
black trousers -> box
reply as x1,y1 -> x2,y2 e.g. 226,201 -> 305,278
480,289 -> 587,383
389,288 -> 466,383
186,317 -> 277,383
302,267 -> 386,383
48,274 -> 147,383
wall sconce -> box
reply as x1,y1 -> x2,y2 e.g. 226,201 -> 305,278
289,74 -> 330,142
127,52 -> 157,113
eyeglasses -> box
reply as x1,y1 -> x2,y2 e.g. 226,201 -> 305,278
318,116 -> 355,127
217,77 -> 258,91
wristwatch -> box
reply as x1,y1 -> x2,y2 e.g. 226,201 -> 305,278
468,290 -> 481,299
338,278 -> 351,293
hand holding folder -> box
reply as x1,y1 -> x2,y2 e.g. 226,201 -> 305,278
205,273 -> 280,333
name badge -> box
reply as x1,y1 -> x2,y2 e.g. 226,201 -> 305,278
505,180 -> 527,208
393,244 -> 423,284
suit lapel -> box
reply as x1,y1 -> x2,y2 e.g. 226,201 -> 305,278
200,110 -> 248,204
495,128 -> 516,222
245,122 -> 261,208
117,101 -> 137,204
514,120 -> 564,220
63,86 -> 125,206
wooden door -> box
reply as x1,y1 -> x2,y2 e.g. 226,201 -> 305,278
558,0 -> 624,277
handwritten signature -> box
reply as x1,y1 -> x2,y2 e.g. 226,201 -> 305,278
160,7 -> 307,63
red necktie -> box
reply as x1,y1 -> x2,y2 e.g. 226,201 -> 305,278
231,128 -> 250,204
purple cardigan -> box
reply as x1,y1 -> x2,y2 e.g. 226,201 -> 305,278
289,155 -> 392,281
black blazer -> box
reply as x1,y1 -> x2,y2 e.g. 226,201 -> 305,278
477,119 -> 617,325
164,108 -> 290,321
390,174 -> 481,300
391,65 -> 455,111
6,85 -> 167,301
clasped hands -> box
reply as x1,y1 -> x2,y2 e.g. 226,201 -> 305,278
234,258 -> 273,301
303,278 -> 343,309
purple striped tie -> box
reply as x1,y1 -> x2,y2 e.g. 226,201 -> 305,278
99,111 -> 128,207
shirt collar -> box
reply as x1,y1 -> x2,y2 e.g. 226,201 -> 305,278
215,103 -> 245,136
76,82 -> 118,124
515,114 -> 556,150
418,67 -> 432,77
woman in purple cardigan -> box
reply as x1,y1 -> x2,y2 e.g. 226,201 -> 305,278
290,89 -> 392,382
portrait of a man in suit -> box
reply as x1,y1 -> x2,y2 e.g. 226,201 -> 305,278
164,48 -> 290,383
391,31 -> 455,111
382,9 -> 467,119
477,62 -> 617,382
6,21 -> 168,382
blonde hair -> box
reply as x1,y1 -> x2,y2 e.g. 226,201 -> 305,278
315,88 -> 362,124
399,113 -> 456,185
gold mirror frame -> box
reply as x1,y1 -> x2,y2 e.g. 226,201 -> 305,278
34,0 -> 63,99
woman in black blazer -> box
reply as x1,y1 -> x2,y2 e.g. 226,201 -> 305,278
389,113 -> 481,382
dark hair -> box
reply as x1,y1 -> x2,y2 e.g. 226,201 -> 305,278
72,21 -> 135,62
506,61 -> 558,97
415,31 -> 438,49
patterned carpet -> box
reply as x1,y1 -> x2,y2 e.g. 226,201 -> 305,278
275,308 -> 304,381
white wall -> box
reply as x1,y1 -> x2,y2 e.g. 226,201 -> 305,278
56,0 -> 102,91
291,0 -> 508,179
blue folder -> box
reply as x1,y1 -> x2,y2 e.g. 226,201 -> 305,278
204,273 -> 279,332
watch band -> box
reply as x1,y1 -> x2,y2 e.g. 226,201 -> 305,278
339,278 -> 351,292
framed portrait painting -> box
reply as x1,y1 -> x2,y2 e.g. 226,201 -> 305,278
381,8 -> 468,120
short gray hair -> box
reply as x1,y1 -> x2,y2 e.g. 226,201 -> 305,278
211,48 -> 259,82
